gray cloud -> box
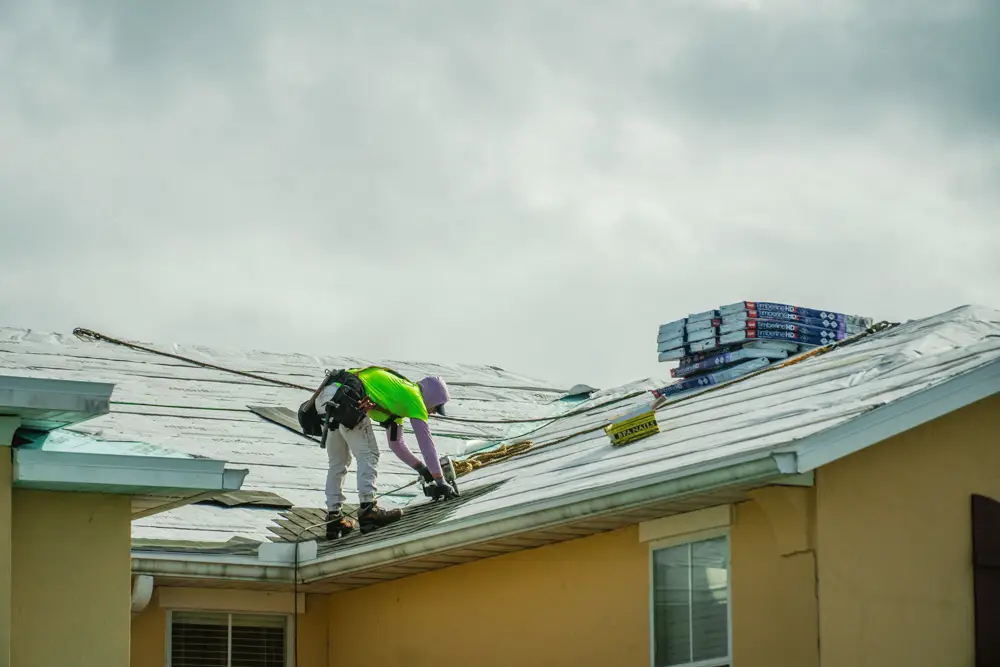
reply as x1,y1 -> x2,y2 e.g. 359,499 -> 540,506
1,0 -> 998,388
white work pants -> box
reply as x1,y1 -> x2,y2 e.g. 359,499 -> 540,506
325,418 -> 380,512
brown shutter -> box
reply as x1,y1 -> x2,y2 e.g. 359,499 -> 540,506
972,494 -> 1000,667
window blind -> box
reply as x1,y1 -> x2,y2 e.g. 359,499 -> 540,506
652,536 -> 730,667
171,611 -> 287,667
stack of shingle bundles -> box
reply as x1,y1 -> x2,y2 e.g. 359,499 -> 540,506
655,308 -> 723,362
654,301 -> 874,400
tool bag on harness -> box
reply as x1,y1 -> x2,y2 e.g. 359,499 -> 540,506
297,369 -> 369,438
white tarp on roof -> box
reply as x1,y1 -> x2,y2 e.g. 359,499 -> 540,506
0,327 -> 573,542
3,305 -> 999,547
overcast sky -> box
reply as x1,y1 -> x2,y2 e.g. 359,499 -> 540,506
1,0 -> 997,389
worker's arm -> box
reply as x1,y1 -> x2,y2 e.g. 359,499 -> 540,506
409,418 -> 444,478
385,422 -> 422,469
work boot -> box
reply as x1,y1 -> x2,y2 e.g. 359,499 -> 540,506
325,510 -> 358,540
428,478 -> 459,501
358,501 -> 402,534
413,462 -> 435,484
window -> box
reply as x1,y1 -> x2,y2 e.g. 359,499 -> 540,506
651,535 -> 730,667
168,611 -> 288,667
972,493 -> 1000,666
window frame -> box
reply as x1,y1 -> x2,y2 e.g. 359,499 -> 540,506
164,607 -> 295,667
648,527 -> 733,667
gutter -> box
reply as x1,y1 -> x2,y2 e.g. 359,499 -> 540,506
132,552 -> 294,584
13,449 -> 248,495
132,452 -> 790,583
296,453 -> 784,582
0,374 -> 113,430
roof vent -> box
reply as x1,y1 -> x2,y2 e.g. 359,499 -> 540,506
563,384 -> 598,399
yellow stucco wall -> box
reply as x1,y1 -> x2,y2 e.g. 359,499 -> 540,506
297,594 -> 330,666
325,497 -> 820,667
815,393 -> 1000,667
732,485 -> 819,667
327,526 -> 651,667
130,589 -> 166,667
12,489 -> 132,667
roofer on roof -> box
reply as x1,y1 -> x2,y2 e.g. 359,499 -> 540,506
309,366 -> 455,539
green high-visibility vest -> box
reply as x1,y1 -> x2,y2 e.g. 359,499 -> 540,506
348,367 -> 428,424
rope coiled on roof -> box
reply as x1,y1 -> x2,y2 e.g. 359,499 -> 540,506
452,440 -> 533,476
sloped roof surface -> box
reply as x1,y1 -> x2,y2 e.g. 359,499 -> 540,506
3,305 -> 999,554
0,327 -> 569,543
268,304 -> 996,561
436,305 -> 1000,524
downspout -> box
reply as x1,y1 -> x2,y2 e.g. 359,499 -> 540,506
131,575 -> 154,617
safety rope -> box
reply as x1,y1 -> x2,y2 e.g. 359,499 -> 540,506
71,327 -> 645,425
73,321 -> 899,476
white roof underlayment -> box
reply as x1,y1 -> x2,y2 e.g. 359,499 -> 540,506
1,304 -> 999,548
0,327 -> 580,542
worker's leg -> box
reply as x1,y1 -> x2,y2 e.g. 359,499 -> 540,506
340,419 -> 402,532
339,419 -> 380,503
324,426 -> 352,513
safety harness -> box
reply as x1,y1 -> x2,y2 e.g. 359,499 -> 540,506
297,367 -> 409,447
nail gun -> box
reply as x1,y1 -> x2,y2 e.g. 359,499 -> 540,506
420,455 -> 460,501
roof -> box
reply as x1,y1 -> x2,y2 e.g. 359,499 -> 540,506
0,326 -> 572,544
133,304 -> 1000,590
5,305 -> 1000,589
0,375 -> 247,516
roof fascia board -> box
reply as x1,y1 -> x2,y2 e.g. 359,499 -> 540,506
295,453 -> 788,582
130,454 -> 794,583
788,357 -> 1000,473
12,449 -> 247,495
0,375 -> 114,429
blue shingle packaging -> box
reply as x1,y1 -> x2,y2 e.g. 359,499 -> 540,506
655,300 -> 875,396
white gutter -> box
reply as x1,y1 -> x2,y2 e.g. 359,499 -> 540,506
296,453 -> 784,582
0,374 -> 113,430
131,453 -> 789,583
12,449 -> 248,494
131,552 -> 295,584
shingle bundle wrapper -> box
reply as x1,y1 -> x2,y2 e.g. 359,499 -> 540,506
654,301 -> 874,399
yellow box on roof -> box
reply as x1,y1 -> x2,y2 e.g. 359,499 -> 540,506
604,407 -> 659,447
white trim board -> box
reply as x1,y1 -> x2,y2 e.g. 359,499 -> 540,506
784,357 -> 1000,473
12,449 -> 247,495
158,587 -> 305,614
639,505 -> 732,544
